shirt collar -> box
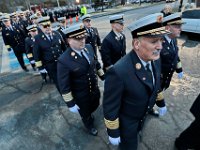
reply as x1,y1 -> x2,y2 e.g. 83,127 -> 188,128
72,48 -> 82,56
113,30 -> 122,38
165,35 -> 172,44
136,53 -> 151,68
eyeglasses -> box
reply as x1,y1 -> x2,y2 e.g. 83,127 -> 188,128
30,29 -> 37,32
42,23 -> 51,28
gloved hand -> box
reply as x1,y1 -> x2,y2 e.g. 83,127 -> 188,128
178,72 -> 183,79
30,60 -> 35,64
7,48 -> 13,53
69,104 -> 80,114
109,136 -> 121,146
39,69 -> 48,74
158,106 -> 167,116
39,69 -> 48,83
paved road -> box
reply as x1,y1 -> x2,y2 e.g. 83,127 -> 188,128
0,2 -> 199,150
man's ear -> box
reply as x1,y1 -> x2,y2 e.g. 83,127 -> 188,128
133,38 -> 140,50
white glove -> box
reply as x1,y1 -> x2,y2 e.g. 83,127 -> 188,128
30,60 -> 35,64
177,72 -> 183,79
109,136 -> 121,146
39,69 -> 48,74
69,104 -> 80,114
158,106 -> 167,116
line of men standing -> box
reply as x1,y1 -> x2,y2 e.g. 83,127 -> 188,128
1,9 -> 199,150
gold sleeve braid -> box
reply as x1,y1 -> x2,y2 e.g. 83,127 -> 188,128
27,53 -> 33,58
156,91 -> 164,101
35,61 -> 42,67
104,118 -> 119,130
177,62 -> 182,69
6,45 -> 11,49
62,92 -> 73,102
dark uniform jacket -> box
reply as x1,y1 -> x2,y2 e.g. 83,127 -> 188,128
33,31 -> 66,70
160,36 -> 182,90
25,37 -> 35,62
2,25 -> 26,50
190,94 -> 200,119
85,27 -> 101,56
100,30 -> 126,70
57,44 -> 101,118
103,50 -> 161,150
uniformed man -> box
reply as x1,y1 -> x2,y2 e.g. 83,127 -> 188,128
29,14 -> 38,25
57,17 -> 68,30
1,14 -> 29,72
57,23 -> 104,136
103,13 -> 170,150
156,13 -> 184,115
25,24 -> 38,71
57,17 -> 68,41
100,14 -> 126,72
161,13 -> 184,90
33,16 -> 66,90
81,14 -> 101,57
175,94 -> 200,150
18,11 -> 29,36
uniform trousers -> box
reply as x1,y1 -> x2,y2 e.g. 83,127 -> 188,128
13,45 -> 27,70
45,61 -> 60,92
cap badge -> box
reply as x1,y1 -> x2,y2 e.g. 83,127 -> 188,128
136,63 -> 141,70
71,52 -> 75,57
157,15 -> 163,23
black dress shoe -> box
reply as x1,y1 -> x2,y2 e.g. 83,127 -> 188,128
88,127 -> 98,136
149,109 -> 159,117
23,67 -> 29,72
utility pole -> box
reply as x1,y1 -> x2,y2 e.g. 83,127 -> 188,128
178,0 -> 183,12
57,0 -> 60,7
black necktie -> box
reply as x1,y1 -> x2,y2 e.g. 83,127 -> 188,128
170,40 -> 175,51
146,63 -> 154,88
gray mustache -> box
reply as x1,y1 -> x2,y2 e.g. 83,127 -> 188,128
152,49 -> 161,55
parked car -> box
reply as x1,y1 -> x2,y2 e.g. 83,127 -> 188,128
182,9 -> 200,34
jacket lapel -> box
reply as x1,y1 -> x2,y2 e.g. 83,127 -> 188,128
111,31 -> 123,48
130,51 -> 154,91
69,48 -> 89,67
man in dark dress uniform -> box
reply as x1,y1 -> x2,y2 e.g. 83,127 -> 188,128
33,16 -> 66,91
156,13 -> 184,116
175,94 -> 200,150
57,23 -> 104,136
161,13 -> 184,90
100,14 -> 126,72
81,14 -> 101,57
25,24 -> 38,71
57,17 -> 68,42
1,14 -> 29,72
103,13 -> 170,150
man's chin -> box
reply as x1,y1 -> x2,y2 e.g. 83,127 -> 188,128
152,55 -> 160,61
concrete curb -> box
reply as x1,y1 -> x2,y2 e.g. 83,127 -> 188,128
90,2 -> 166,18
